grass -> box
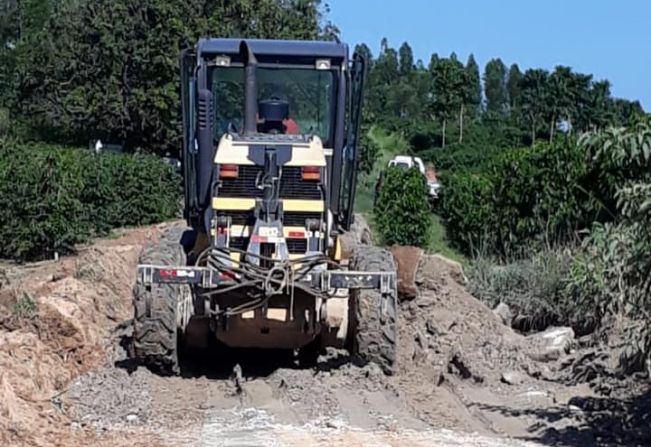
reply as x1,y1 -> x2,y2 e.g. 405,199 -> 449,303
12,293 -> 37,319
355,126 -> 410,214
354,127 -> 464,263
425,214 -> 465,263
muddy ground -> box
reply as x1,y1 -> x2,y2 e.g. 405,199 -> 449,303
0,224 -> 649,447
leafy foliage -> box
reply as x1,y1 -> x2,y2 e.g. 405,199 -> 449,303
437,139 -> 599,256
374,167 -> 430,247
436,171 -> 494,253
0,139 -> 179,261
2,0 -> 332,154
566,119 -> 651,369
361,39 -> 644,154
458,118 -> 651,372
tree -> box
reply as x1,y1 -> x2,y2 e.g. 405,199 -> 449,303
430,56 -> 465,148
507,64 -> 522,115
398,42 -> 414,77
519,69 -> 549,145
465,54 -> 481,116
369,38 -> 401,127
354,43 -> 373,67
581,80 -> 613,131
10,0 -> 329,153
0,1 -> 19,111
428,53 -> 440,71
611,99 -> 645,126
484,58 -> 508,117
459,54 -> 481,142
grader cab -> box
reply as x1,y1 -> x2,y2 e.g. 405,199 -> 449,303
133,39 -> 397,375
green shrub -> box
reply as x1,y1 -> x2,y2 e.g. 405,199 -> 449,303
436,171 -> 495,253
438,139 -> 604,257
374,167 -> 430,247
0,140 -> 180,261
565,120 -> 651,371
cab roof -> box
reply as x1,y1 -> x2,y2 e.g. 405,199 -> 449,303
197,38 -> 348,62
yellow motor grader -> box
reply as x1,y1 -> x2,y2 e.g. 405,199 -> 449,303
133,39 -> 397,375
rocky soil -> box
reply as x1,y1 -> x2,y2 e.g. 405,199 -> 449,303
0,221 -> 649,446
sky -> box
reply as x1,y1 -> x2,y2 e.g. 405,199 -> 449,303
327,0 -> 650,110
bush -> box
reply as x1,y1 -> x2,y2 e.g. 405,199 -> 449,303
565,120 -> 651,371
374,167 -> 430,247
438,139 -> 604,257
436,171 -> 495,253
0,140 -> 180,261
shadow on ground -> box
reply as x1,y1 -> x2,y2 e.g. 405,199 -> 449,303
114,320 -> 352,381
474,386 -> 651,446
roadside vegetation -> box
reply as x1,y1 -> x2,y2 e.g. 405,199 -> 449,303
0,0 -> 332,261
0,139 -> 180,261
360,39 -> 650,374
2,0 -> 649,373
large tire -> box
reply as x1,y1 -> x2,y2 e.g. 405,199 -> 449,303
132,228 -> 188,375
349,246 -> 397,375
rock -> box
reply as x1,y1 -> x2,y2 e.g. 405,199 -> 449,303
430,254 -> 467,285
493,302 -> 513,326
529,327 -> 575,361
326,418 -> 345,429
500,370 -> 525,385
125,414 -> 139,423
390,246 -> 423,300
416,293 -> 436,308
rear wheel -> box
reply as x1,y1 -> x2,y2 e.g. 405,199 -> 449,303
349,246 -> 397,375
132,228 -> 189,375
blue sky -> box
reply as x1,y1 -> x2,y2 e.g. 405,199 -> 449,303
327,0 -> 650,110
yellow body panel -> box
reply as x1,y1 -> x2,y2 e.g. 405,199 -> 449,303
334,237 -> 342,261
282,200 -> 325,212
212,197 -> 324,213
212,197 -> 256,210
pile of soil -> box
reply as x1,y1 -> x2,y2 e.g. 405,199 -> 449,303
392,251 -> 650,444
0,225 -> 165,446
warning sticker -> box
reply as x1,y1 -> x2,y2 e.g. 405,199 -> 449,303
259,226 -> 280,237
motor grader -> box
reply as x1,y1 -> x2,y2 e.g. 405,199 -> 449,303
133,39 -> 397,375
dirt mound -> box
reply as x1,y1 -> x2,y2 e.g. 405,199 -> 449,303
399,254 -> 531,384
390,253 -> 552,434
0,225 -> 165,446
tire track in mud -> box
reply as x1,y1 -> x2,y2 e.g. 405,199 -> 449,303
192,370 -> 540,447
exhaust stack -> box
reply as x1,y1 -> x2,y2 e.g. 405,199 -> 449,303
240,41 -> 258,135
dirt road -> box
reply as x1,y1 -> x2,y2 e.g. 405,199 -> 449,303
66,346 -> 542,447
1,224 -> 649,446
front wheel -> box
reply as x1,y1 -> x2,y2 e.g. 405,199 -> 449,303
132,228 -> 189,375
349,246 -> 398,375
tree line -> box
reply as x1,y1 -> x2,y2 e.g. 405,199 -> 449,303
355,39 -> 645,149
1,3 -> 645,157
0,0 -> 335,154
